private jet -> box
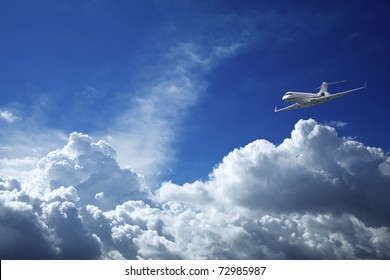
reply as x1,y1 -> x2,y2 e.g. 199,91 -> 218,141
274,80 -> 366,112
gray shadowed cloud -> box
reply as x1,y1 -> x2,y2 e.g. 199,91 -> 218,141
0,132 -> 149,259
1,119 -> 390,259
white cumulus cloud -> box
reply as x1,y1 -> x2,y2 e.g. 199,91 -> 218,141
1,119 -> 389,259
0,110 -> 20,123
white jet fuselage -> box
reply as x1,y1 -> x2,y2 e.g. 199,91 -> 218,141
282,92 -> 329,107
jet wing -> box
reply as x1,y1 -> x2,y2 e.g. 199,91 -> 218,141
274,103 -> 302,112
323,82 -> 366,101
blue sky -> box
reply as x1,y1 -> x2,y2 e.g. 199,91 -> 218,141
1,0 -> 390,260
1,0 -> 389,184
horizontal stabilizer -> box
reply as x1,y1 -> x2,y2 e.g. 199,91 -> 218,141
315,80 -> 346,89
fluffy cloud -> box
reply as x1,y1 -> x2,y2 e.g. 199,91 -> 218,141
0,132 -> 149,259
1,119 -> 390,259
194,119 -> 390,227
155,119 -> 390,259
27,132 -> 150,209
0,110 -> 20,123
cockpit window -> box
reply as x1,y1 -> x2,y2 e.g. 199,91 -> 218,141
285,92 -> 292,96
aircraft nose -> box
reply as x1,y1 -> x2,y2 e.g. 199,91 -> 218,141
282,92 -> 291,101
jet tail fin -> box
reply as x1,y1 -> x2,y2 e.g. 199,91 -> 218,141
316,80 -> 347,93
